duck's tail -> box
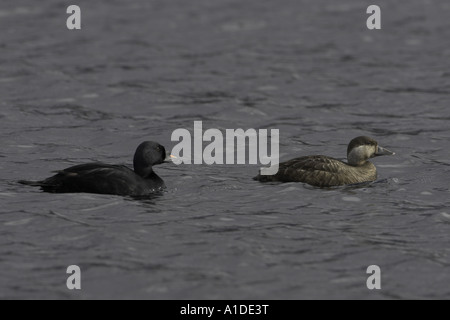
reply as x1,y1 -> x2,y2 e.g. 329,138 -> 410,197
18,180 -> 44,187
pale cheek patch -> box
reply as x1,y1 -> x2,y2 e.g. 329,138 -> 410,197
348,145 -> 374,165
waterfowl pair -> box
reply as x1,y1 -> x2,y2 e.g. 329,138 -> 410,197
20,136 -> 395,195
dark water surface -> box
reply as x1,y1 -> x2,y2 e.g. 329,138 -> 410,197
1,0 -> 449,299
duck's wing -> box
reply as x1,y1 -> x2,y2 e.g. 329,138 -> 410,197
280,156 -> 343,173
55,163 -> 129,174
39,163 -> 139,195
256,155 -> 351,187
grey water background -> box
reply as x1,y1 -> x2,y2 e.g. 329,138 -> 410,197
1,0 -> 449,299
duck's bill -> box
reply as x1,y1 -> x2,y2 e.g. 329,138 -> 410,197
375,146 -> 395,156
164,155 -> 177,163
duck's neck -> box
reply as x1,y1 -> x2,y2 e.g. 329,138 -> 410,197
347,159 -> 368,167
144,170 -> 164,186
135,166 -> 154,179
135,168 -> 165,189
347,146 -> 369,166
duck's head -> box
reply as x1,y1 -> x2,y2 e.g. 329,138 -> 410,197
133,141 -> 172,177
347,136 -> 395,166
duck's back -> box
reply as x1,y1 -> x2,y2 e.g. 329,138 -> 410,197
255,155 -> 377,187
37,163 -> 164,196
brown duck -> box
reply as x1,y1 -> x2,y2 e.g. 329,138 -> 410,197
255,136 -> 395,187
